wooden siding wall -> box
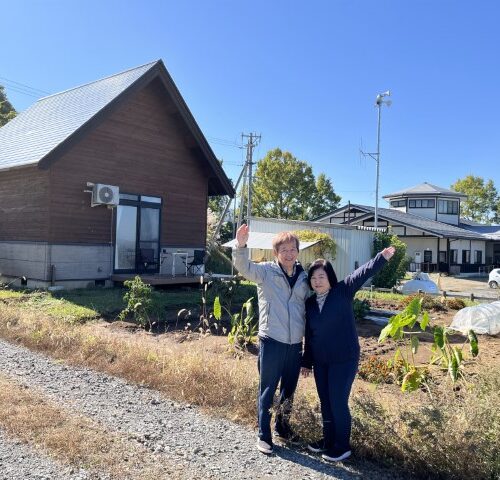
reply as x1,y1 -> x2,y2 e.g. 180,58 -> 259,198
0,166 -> 49,241
48,78 -> 208,246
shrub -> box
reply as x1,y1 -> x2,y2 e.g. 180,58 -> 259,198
358,356 -> 396,384
353,298 -> 370,320
294,230 -> 336,260
372,232 -> 409,288
445,297 -> 466,310
401,293 -> 446,311
119,276 -> 152,329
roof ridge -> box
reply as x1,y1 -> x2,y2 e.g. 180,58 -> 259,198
37,60 -> 160,102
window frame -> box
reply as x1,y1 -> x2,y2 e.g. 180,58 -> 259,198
438,199 -> 459,214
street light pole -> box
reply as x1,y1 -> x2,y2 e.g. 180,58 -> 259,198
374,91 -> 391,229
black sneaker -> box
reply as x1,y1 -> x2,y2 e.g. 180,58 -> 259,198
307,439 -> 328,453
322,448 -> 352,462
273,429 -> 301,446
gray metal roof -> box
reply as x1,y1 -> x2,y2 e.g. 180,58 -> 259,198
383,182 -> 467,199
0,61 -> 158,171
459,222 -> 500,240
339,204 -> 486,240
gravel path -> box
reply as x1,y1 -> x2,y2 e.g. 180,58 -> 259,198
0,339 -> 401,479
0,430 -> 90,480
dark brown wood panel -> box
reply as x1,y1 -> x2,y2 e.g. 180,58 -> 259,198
0,166 -> 49,241
49,78 -> 208,246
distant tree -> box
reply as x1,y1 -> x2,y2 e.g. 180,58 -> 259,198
252,148 -> 341,220
492,198 -> 500,224
310,173 -> 342,219
0,85 -> 17,127
451,175 -> 499,224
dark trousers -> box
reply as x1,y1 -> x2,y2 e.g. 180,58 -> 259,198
257,336 -> 302,443
313,358 -> 358,451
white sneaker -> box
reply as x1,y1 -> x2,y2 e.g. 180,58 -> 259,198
322,449 -> 351,462
256,439 -> 273,454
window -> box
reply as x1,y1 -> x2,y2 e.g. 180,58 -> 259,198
390,200 -> 406,207
462,250 -> 470,264
439,251 -> 447,263
424,250 -> 432,263
409,199 -> 435,208
438,200 -> 458,214
141,195 -> 162,204
474,250 -> 482,264
450,249 -> 458,264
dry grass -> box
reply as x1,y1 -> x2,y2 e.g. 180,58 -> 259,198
0,374 -> 189,479
0,303 -> 498,479
0,304 -> 258,424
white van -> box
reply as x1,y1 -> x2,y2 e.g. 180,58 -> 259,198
489,268 -> 500,288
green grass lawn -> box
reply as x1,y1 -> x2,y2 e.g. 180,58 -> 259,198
0,279 -> 258,325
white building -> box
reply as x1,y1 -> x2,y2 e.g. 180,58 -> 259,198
315,182 -> 500,274
227,216 -> 380,281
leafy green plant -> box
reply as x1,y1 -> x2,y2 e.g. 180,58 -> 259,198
430,326 -> 479,382
207,276 -> 242,314
197,279 -> 222,335
119,276 -> 152,329
353,298 -> 370,320
215,296 -> 257,351
378,297 -> 479,392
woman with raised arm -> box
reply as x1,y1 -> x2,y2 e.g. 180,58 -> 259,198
302,246 -> 395,462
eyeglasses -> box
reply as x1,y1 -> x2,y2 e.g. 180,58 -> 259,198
278,248 -> 298,255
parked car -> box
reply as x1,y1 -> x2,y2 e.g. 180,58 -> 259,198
489,268 -> 500,288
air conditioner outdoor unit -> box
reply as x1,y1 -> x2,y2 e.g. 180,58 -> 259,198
92,184 -> 119,206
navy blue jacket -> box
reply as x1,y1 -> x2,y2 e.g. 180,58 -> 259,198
302,253 -> 387,367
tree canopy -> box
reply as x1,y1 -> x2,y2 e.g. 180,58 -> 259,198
451,175 -> 499,224
251,148 -> 341,220
0,86 -> 17,127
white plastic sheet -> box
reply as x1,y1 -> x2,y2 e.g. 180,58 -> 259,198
401,272 -> 439,294
450,301 -> 500,335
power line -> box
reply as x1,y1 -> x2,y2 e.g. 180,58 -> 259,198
0,76 -> 49,95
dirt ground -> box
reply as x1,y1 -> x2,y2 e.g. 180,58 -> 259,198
105,288 -> 500,376
358,297 -> 500,372
432,273 -> 500,299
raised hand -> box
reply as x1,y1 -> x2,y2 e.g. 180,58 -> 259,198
236,223 -> 249,248
381,246 -> 396,261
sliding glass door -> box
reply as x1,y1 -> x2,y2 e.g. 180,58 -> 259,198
114,194 -> 161,274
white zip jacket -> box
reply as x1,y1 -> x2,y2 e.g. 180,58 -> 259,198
232,247 -> 309,344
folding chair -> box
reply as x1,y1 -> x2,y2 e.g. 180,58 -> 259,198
139,248 -> 158,271
184,249 -> 205,275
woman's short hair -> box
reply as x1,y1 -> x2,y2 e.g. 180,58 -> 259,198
272,232 -> 300,254
307,258 -> 338,289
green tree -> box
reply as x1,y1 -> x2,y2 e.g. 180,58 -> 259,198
372,231 -> 408,288
451,175 -> 499,224
0,85 -> 17,127
252,148 -> 341,220
310,173 -> 342,219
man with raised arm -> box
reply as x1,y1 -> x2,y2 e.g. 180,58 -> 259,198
232,224 -> 309,454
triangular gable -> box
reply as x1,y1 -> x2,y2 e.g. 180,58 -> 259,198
0,60 -> 234,196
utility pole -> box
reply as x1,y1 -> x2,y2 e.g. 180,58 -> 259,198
360,91 -> 391,229
241,132 -> 261,227
210,132 -> 260,242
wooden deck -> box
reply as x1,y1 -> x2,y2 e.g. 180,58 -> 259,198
111,273 -> 203,286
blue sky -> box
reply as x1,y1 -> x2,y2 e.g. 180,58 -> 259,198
2,0 -> 499,207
